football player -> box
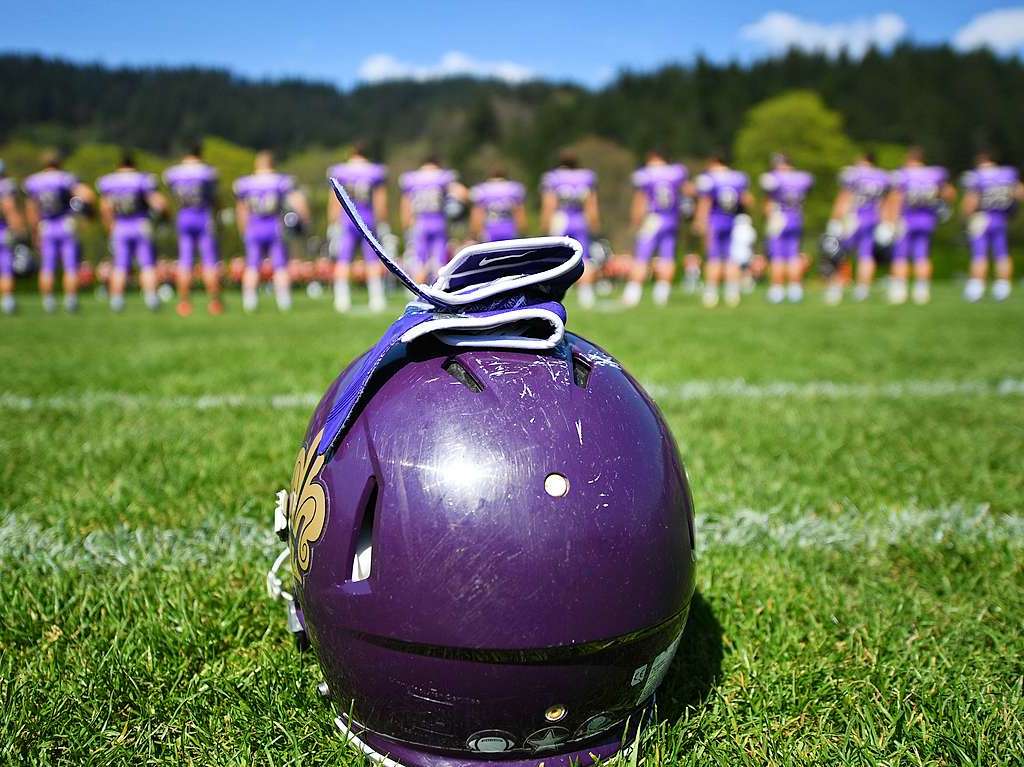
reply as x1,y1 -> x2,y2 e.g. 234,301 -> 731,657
760,154 -> 813,303
824,152 -> 890,304
623,150 -> 688,307
234,151 -> 310,312
327,144 -> 388,312
23,151 -> 96,312
399,156 -> 464,284
693,152 -> 754,307
97,152 -> 167,312
469,166 -> 526,243
960,149 -> 1022,302
164,143 -> 222,316
0,161 -> 25,314
541,150 -> 599,308
881,146 -> 956,305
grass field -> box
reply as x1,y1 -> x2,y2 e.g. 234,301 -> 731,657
1,282 -> 1022,765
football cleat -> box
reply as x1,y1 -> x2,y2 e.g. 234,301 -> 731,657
267,182 -> 697,767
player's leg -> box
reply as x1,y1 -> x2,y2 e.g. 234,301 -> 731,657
964,223 -> 989,302
38,228 -> 58,313
785,231 -> 803,302
242,237 -> 262,312
427,229 -> 448,282
109,229 -> 131,312
888,226 -> 910,304
333,226 -> 355,313
623,225 -> 655,307
853,228 -> 875,301
410,225 -> 429,285
703,228 -> 725,307
363,238 -> 386,312
574,229 -> 596,309
0,241 -> 15,314
199,225 -> 222,314
270,236 -> 291,311
991,226 -> 1012,301
651,229 -> 677,306
177,230 -> 196,315
911,231 -> 932,305
138,234 -> 159,311
61,235 -> 80,312
766,233 -> 786,303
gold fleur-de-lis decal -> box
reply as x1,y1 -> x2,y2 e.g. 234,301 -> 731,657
288,428 -> 329,581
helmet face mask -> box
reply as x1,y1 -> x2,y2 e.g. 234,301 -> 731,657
268,184 -> 697,767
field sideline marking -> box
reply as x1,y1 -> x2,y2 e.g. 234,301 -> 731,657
2,378 -> 1023,412
1,504 -> 1020,571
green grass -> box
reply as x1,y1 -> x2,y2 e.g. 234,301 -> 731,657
1,282 -> 1022,765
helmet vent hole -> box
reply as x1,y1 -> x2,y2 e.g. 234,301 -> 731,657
571,352 -> 593,389
545,473 -> 570,497
442,358 -> 483,393
349,480 -> 378,582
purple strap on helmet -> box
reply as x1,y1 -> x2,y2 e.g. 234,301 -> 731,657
317,181 -> 584,455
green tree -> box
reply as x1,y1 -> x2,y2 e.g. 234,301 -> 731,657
734,90 -> 858,230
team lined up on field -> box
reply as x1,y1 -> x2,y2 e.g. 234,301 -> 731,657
0,142 -> 1019,316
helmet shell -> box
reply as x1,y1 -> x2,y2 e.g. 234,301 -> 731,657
289,333 -> 695,765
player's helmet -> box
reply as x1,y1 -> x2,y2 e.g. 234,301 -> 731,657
269,182 -> 697,767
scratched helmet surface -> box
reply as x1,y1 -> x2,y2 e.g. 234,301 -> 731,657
283,332 -> 696,767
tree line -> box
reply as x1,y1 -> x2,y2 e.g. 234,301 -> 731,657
2,46 -> 1022,171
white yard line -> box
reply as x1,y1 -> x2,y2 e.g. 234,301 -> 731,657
0,504 -> 1019,571
2,378 -> 1023,412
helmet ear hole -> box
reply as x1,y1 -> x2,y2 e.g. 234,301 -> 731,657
349,480 -> 378,582
442,357 -> 483,392
571,351 -> 593,389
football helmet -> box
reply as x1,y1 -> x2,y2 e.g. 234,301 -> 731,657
267,182 -> 696,767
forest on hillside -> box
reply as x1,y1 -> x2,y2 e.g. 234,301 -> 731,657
1,47 -> 1021,268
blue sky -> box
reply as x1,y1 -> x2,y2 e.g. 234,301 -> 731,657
2,1 -> 1022,88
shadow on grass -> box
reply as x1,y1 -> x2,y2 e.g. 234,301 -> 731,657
656,591 -> 723,723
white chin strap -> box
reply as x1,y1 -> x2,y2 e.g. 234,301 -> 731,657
335,717 -> 409,767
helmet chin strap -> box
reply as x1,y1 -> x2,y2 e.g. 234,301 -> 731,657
316,182 -> 587,457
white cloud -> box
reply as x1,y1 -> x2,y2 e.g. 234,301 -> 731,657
357,51 -> 534,84
740,11 -> 908,58
954,7 -> 1024,53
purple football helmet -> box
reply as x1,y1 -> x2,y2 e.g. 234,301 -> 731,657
267,183 -> 696,767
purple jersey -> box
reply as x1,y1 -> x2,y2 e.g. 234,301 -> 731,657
164,162 -> 218,213
541,168 -> 595,214
233,172 -> 294,221
839,165 -> 889,225
695,169 -> 748,219
760,169 -> 812,211
471,179 -> 525,240
962,165 -> 1018,219
400,167 -> 456,224
891,166 -> 948,230
24,169 -> 78,220
328,160 -> 387,225
97,170 -> 157,220
632,163 -> 687,215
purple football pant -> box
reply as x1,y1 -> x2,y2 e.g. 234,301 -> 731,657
705,221 -> 734,262
411,221 -> 448,266
971,224 -> 1009,262
177,219 -> 218,270
892,227 -> 933,264
335,222 -> 378,264
768,229 -> 802,262
112,223 -> 156,272
0,228 -> 11,277
635,217 -> 678,263
38,218 -> 80,275
245,218 -> 288,270
482,220 -> 518,242
845,223 -> 876,263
